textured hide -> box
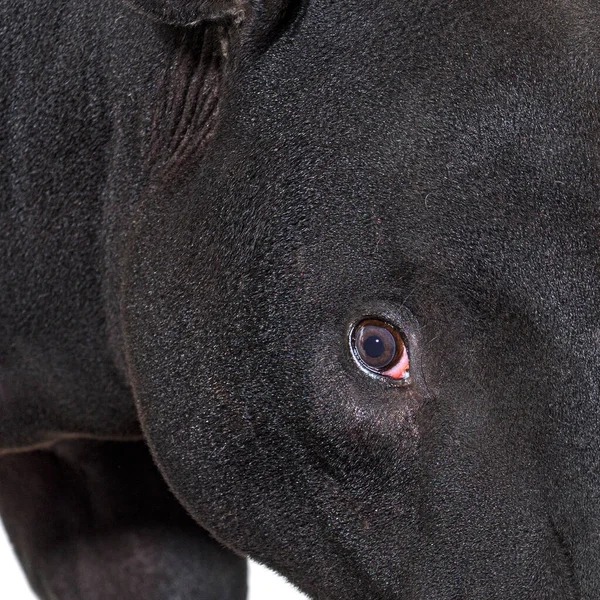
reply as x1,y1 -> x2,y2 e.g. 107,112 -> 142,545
2,0 -> 600,598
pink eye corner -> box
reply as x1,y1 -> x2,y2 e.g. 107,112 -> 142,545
351,319 -> 410,381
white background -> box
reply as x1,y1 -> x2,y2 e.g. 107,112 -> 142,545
0,522 -> 308,599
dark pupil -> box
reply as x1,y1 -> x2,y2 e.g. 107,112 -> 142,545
363,335 -> 385,358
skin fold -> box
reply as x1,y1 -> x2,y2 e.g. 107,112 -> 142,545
2,0 -> 599,598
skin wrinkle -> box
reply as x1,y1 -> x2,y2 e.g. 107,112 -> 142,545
2,0 -> 600,599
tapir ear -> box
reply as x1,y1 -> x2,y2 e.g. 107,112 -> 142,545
123,0 -> 245,26
130,0 -> 252,175
131,0 -> 287,175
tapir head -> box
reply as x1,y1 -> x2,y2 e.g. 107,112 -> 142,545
121,0 -> 600,597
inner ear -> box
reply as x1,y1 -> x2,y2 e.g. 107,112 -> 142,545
123,0 -> 246,27
147,23 -> 232,175
137,0 -> 290,175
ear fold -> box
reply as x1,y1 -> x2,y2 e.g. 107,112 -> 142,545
127,0 -> 253,175
146,21 -> 229,175
123,0 -> 246,27
131,0 -> 289,175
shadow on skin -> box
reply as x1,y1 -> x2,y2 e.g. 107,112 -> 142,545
0,440 -> 246,600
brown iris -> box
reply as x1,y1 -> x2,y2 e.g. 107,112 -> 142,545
351,319 -> 406,374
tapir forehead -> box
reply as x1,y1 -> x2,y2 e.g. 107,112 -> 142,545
189,0 -> 599,325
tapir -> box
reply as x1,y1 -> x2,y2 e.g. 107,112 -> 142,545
2,0 -> 600,598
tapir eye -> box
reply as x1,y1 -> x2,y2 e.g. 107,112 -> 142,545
351,319 -> 410,380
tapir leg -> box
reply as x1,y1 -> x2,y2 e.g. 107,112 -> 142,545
0,441 -> 246,600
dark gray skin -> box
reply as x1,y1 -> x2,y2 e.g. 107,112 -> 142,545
2,0 -> 600,598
